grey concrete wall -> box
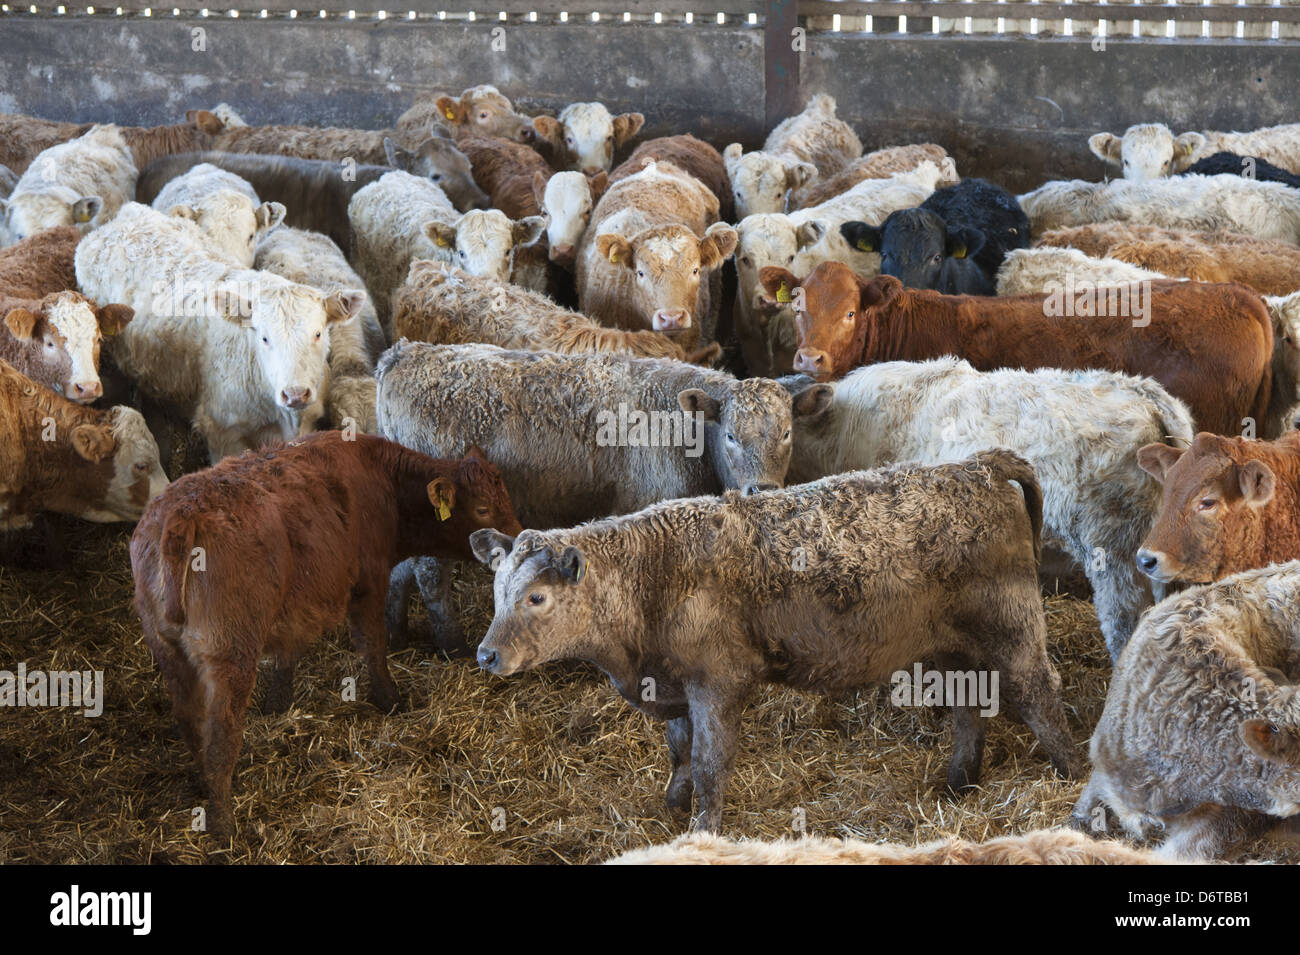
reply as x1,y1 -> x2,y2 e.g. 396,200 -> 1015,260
1,15 -> 1298,190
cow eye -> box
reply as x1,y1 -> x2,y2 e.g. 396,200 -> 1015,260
786,255 -> 794,264
636,270 -> 644,279
314,331 -> 322,341
134,462 -> 149,473
528,592 -> 545,606
933,254 -> 943,264
692,267 -> 699,276
261,335 -> 269,345
782,429 -> 791,441
726,432 -> 737,443
740,255 -> 751,266
479,112 -> 489,120
1198,498 -> 1218,511
45,339 -> 55,349
475,506 -> 490,517
433,173 -> 443,182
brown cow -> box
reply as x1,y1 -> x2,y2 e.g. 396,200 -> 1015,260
762,262 -> 1272,437
394,85 -> 536,149
130,431 -> 522,837
1,359 -> 168,529
609,135 -> 734,223
1134,431 -> 1300,585
0,110 -> 220,176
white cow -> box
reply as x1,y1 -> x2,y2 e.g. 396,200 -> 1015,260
1091,121 -> 1300,180
152,163 -> 285,267
533,102 -> 644,174
537,170 -> 606,269
782,356 -> 1196,659
74,203 -> 362,462
995,247 -> 1168,296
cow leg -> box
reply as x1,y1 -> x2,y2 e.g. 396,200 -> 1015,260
263,654 -> 298,715
413,557 -> 468,655
664,715 -> 694,813
999,660 -> 1081,779
684,683 -> 745,833
1159,805 -> 1272,861
1089,558 -> 1151,663
384,559 -> 417,652
197,646 -> 258,839
148,630 -> 204,773
350,597 -> 403,713
946,701 -> 987,792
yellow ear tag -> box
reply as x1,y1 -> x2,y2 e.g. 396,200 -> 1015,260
608,248 -> 620,265
952,245 -> 967,259
436,236 -> 450,248
775,283 -> 792,304
855,239 -> 873,253
444,109 -> 456,120
74,209 -> 93,224
574,563 -> 584,582
437,501 -> 451,521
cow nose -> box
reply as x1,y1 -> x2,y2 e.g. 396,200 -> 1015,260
793,349 -> 828,373
550,243 -> 575,264
72,381 -> 102,401
744,482 -> 778,496
1135,549 -> 1160,575
280,387 -> 313,409
653,309 -> 689,331
581,166 -> 603,177
477,646 -> 499,671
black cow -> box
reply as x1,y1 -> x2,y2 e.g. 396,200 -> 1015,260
1180,151 -> 1300,190
839,178 -> 1028,294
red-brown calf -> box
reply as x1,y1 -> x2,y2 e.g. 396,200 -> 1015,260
130,431 -> 522,837
762,262 -> 1273,437
1135,430 -> 1300,585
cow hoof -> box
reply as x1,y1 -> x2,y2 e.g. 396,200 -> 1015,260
370,692 -> 405,714
665,785 -> 694,813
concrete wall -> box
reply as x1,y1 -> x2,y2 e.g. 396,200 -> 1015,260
1,15 -> 1297,190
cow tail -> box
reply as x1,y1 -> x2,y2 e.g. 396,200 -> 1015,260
974,449 -> 1043,564
160,515 -> 196,626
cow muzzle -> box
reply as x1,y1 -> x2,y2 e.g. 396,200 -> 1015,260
793,348 -> 831,376
652,309 -> 691,332
1135,548 -> 1173,583
743,482 -> 780,496
280,386 -> 314,410
476,641 -> 521,676
70,380 -> 102,402
550,243 -> 576,266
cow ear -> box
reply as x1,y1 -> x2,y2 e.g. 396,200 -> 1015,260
1241,718 -> 1300,764
383,137 -> 411,170
840,221 -> 882,254
554,545 -> 588,584
795,220 -> 825,250
463,443 -> 488,463
531,170 -> 550,207
512,215 -> 545,248
424,220 -> 457,250
3,308 -> 38,341
325,290 -> 366,325
612,112 -> 645,145
470,527 -> 516,566
792,382 -> 833,419
1089,132 -> 1122,165
699,223 -> 737,269
186,109 -> 224,135
71,423 -> 116,463
586,170 -> 609,200
167,203 -> 199,223
71,196 -> 102,224
758,266 -> 799,304
212,283 -> 254,323
436,95 -> 466,125
426,476 -> 456,521
946,226 -> 985,260
95,303 -> 134,335
595,233 -> 633,269
785,161 -> 816,190
531,115 -> 563,149
256,201 -> 286,234
429,123 -> 454,141
1239,459 -> 1276,507
1136,442 -> 1185,483
722,143 -> 743,170
678,388 -> 721,422
858,274 -> 903,309
1173,132 -> 1206,168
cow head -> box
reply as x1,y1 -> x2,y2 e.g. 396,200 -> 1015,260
434,85 -> 536,145
1268,292 -> 1300,431
425,210 -> 545,284
1089,124 -> 1206,180
536,170 -> 607,268
680,375 -> 831,495
1135,432 -> 1292,585
595,221 -> 737,333
215,279 -> 362,413
71,405 -> 170,523
734,213 -> 823,309
424,444 -> 524,558
471,529 -> 595,677
168,190 -> 286,267
384,132 -> 490,211
1241,718 -> 1300,767
534,103 -> 644,175
1,188 -> 103,242
842,209 -> 989,294
761,263 -> 902,381
723,143 -> 816,219
3,291 -> 132,402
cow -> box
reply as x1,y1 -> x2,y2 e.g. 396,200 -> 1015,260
0,226 -> 132,402
781,357 -> 1195,659
0,112 -> 92,175
130,431 -> 521,837
375,340 -> 825,649
254,226 -> 385,434
381,130 -> 490,210
1017,174 -> 1300,243
1072,560 -> 1300,860
535,170 -> 609,269
995,247 -> 1167,297
577,160 -> 736,349
790,143 -> 958,210
733,163 -> 945,376
842,178 -> 1030,293
394,84 -> 537,149
75,202 -> 364,462
1181,151 -> 1300,189
607,829 -> 1173,865
0,109 -> 219,176
1034,223 -> 1300,297
765,262 -> 1273,438
1134,430 -> 1300,586
2,125 -> 137,242
391,260 -> 720,365
609,135 -> 733,223
1,359 -> 168,529
151,163 -> 285,267
470,451 -> 1080,831
1090,121 -> 1300,180
532,102 -> 645,174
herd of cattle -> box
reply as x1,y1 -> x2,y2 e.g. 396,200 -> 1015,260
7,85 -> 1300,862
